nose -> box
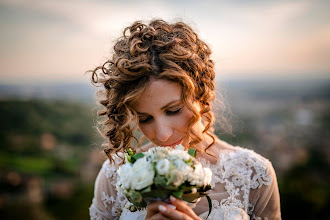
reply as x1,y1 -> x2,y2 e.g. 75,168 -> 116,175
154,119 -> 173,143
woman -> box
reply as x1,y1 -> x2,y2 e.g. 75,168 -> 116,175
89,20 -> 281,220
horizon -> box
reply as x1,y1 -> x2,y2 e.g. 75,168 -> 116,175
1,75 -> 328,103
0,71 -> 329,86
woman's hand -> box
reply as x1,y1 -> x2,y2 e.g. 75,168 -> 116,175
146,196 -> 201,220
145,200 -> 176,220
160,196 -> 201,220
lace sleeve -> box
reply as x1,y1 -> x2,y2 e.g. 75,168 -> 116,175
250,160 -> 281,220
89,157 -> 128,220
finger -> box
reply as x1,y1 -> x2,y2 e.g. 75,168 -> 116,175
146,201 -> 172,219
169,196 -> 200,219
158,205 -> 192,220
149,201 -> 170,210
149,212 -> 171,220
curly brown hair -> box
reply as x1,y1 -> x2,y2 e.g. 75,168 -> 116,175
90,19 -> 228,164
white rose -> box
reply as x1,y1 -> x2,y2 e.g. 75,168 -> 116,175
169,150 -> 190,161
175,144 -> 185,150
167,169 -> 184,187
117,163 -> 133,189
147,147 -> 169,161
156,159 -> 170,175
131,157 -> 155,190
143,151 -> 151,158
148,146 -> 166,154
188,163 -> 204,186
173,160 -> 193,177
203,168 -> 212,185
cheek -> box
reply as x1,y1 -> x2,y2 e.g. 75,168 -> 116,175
182,106 -> 204,135
138,125 -> 153,139
178,108 -> 193,131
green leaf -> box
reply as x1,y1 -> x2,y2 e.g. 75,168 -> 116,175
152,162 -> 157,173
203,185 -> 212,191
132,152 -> 145,163
172,190 -> 183,198
140,186 -> 151,194
127,148 -> 134,157
180,185 -> 195,191
154,175 -> 167,186
142,188 -> 172,199
163,185 -> 179,190
124,152 -> 131,163
188,148 -> 197,157
181,192 -> 201,203
131,199 -> 147,207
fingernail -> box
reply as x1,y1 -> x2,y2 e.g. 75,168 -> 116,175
168,204 -> 176,210
159,205 -> 166,212
170,196 -> 176,202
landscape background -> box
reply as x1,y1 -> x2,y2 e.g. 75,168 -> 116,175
0,77 -> 329,219
1,0 -> 329,219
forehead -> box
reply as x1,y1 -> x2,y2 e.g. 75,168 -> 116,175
132,79 -> 182,113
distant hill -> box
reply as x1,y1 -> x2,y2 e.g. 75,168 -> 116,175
219,77 -> 330,100
0,77 -> 329,102
0,83 -> 96,102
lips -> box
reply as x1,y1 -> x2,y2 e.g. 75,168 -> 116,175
162,138 -> 183,148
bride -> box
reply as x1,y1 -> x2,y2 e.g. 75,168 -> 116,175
89,20 -> 281,220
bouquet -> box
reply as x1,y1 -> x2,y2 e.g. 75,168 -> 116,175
116,145 -> 212,208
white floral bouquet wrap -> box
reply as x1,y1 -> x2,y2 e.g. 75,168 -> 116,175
116,145 -> 212,209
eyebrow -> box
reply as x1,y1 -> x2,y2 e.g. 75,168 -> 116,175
160,99 -> 182,110
136,99 -> 182,115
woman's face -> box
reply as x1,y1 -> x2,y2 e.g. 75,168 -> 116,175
132,79 -> 199,148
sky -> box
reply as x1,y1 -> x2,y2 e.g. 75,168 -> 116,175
0,0 -> 329,84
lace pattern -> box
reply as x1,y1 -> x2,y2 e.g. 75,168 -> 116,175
198,147 -> 272,219
90,197 -> 114,220
199,199 -> 250,220
90,147 -> 273,220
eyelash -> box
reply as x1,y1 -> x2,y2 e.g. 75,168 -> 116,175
139,117 -> 152,124
138,108 -> 182,124
166,108 -> 182,115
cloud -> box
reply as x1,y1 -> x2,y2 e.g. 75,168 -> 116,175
0,0 -> 176,81
0,0 -> 329,82
201,1 -> 330,76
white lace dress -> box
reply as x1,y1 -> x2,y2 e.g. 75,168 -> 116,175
89,143 -> 281,220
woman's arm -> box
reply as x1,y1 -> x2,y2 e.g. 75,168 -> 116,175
89,160 -> 121,220
250,161 -> 282,220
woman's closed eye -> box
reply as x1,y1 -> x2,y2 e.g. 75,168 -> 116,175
166,107 -> 182,115
138,108 -> 182,124
139,116 -> 153,124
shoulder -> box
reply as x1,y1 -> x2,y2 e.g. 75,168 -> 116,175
203,139 -> 272,173
226,147 -> 281,218
96,153 -> 125,182
224,146 -> 271,170
90,152 -> 128,219
221,146 -> 273,187
203,141 -> 274,189
199,142 -> 280,218
92,153 -> 125,198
